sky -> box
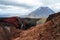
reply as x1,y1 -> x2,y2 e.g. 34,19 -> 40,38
0,0 -> 60,17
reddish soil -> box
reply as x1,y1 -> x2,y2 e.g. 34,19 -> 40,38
11,13 -> 60,40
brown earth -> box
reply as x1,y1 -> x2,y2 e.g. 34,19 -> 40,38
12,12 -> 60,40
0,12 -> 60,40
0,24 -> 21,40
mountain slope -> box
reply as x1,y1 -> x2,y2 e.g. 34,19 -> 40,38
27,7 -> 54,18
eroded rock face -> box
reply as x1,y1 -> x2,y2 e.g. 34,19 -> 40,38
12,12 -> 60,40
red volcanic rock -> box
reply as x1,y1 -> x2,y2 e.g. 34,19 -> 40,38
2,17 -> 20,27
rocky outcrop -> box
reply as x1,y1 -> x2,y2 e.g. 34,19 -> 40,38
0,17 -> 40,30
46,12 -> 60,22
0,17 -> 20,28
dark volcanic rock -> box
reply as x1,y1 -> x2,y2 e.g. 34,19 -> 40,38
46,12 -> 60,22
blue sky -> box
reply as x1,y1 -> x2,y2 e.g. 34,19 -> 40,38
0,0 -> 60,17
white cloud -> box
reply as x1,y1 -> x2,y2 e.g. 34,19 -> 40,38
5,6 -> 29,13
6,0 -> 43,6
0,0 -> 60,17
47,3 -> 60,12
0,0 -> 44,16
0,9 -> 2,11
0,4 -> 30,15
50,3 -> 60,9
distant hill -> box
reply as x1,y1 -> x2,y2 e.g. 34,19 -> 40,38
26,7 -> 55,18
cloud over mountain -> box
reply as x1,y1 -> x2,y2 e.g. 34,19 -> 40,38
0,0 -> 60,17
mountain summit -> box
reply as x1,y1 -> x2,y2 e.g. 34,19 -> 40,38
27,7 -> 55,18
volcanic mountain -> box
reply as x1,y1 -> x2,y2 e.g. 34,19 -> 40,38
27,7 -> 54,18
